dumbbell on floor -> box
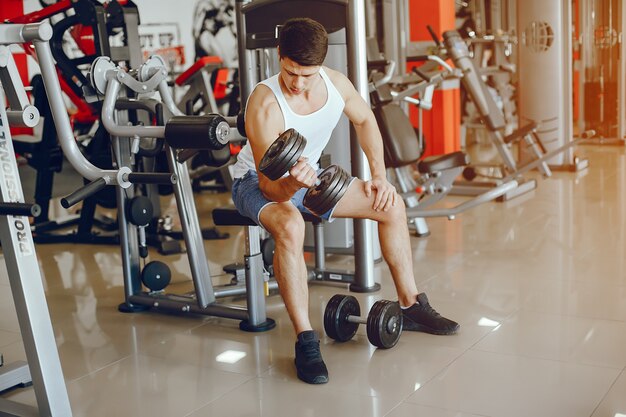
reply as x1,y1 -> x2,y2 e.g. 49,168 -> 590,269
259,128 -> 352,216
324,294 -> 403,349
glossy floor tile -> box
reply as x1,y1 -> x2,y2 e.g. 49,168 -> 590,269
2,144 -> 626,416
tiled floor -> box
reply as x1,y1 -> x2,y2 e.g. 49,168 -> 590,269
2,144 -> 626,416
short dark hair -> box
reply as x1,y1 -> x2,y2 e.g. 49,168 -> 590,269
278,18 -> 328,66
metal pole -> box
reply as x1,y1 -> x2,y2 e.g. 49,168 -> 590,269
236,0 -> 255,103
346,0 -> 379,292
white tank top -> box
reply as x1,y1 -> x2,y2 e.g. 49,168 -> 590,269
231,67 -> 345,179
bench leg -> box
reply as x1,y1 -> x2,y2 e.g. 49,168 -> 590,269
240,225 -> 276,332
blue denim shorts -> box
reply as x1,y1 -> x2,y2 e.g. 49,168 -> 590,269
231,169 -> 354,227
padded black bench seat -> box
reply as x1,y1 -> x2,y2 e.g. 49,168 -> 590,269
213,206 -> 321,226
418,151 -> 469,174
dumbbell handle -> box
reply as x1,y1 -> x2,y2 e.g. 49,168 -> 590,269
346,315 -> 367,325
347,312 -> 401,333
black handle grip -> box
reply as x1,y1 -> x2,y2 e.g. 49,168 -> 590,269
61,178 -> 108,208
126,173 -> 178,185
427,25 -> 442,47
367,59 -> 388,69
406,55 -> 431,63
0,203 -> 42,218
413,67 -> 432,82
177,149 -> 200,164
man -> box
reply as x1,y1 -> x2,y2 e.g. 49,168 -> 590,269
231,17 -> 459,385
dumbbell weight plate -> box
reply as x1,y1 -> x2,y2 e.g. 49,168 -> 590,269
304,165 -> 351,216
366,300 -> 403,349
317,167 -> 351,215
258,129 -> 297,179
141,260 -> 172,292
265,130 -> 304,181
324,294 -> 360,342
304,165 -> 344,215
274,132 -> 306,179
321,168 -> 352,214
259,129 -> 306,180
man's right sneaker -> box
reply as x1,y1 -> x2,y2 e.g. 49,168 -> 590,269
294,330 -> 329,384
402,293 -> 460,335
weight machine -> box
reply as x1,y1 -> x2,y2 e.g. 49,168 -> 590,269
367,39 -> 518,236
21,18 -> 274,331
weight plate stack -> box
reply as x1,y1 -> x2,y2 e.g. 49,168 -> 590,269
304,165 -> 351,215
304,165 -> 342,214
324,294 -> 360,342
259,128 -> 306,180
366,300 -> 403,349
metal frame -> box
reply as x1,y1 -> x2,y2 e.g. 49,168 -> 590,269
30,21 -> 274,331
0,29 -> 72,416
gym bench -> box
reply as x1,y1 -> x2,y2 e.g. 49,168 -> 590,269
213,207 -> 357,287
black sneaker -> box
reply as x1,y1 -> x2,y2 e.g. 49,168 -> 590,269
402,293 -> 460,335
294,330 -> 329,384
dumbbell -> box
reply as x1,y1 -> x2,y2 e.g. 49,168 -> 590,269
259,128 -> 352,216
324,294 -> 403,349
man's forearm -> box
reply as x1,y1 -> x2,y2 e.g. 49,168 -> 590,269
354,117 -> 387,179
260,176 -> 301,202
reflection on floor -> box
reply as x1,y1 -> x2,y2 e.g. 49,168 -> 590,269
2,144 -> 626,417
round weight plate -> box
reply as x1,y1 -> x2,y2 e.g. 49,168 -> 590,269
271,131 -> 306,180
259,130 -> 294,178
260,237 -> 275,267
366,300 -> 403,349
141,261 -> 172,292
126,196 -> 154,226
259,129 -> 305,180
324,294 -> 360,342
303,165 -> 344,215
305,165 -> 350,215
319,168 -> 351,214
316,167 -> 351,215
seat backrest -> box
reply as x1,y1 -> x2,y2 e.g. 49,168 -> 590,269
373,102 -> 423,168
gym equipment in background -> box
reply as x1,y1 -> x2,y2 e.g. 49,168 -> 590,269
44,40 -> 271,330
366,41 -> 518,236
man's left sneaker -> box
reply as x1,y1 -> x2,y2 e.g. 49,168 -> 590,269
402,293 -> 459,335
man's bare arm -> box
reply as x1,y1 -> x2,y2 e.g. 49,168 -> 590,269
327,68 -> 387,180
326,68 -> 397,211
246,86 -> 311,202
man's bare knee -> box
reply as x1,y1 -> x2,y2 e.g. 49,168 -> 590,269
264,205 -> 305,246
377,198 -> 407,224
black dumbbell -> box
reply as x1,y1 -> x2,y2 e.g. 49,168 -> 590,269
259,128 -> 352,216
324,294 -> 403,349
